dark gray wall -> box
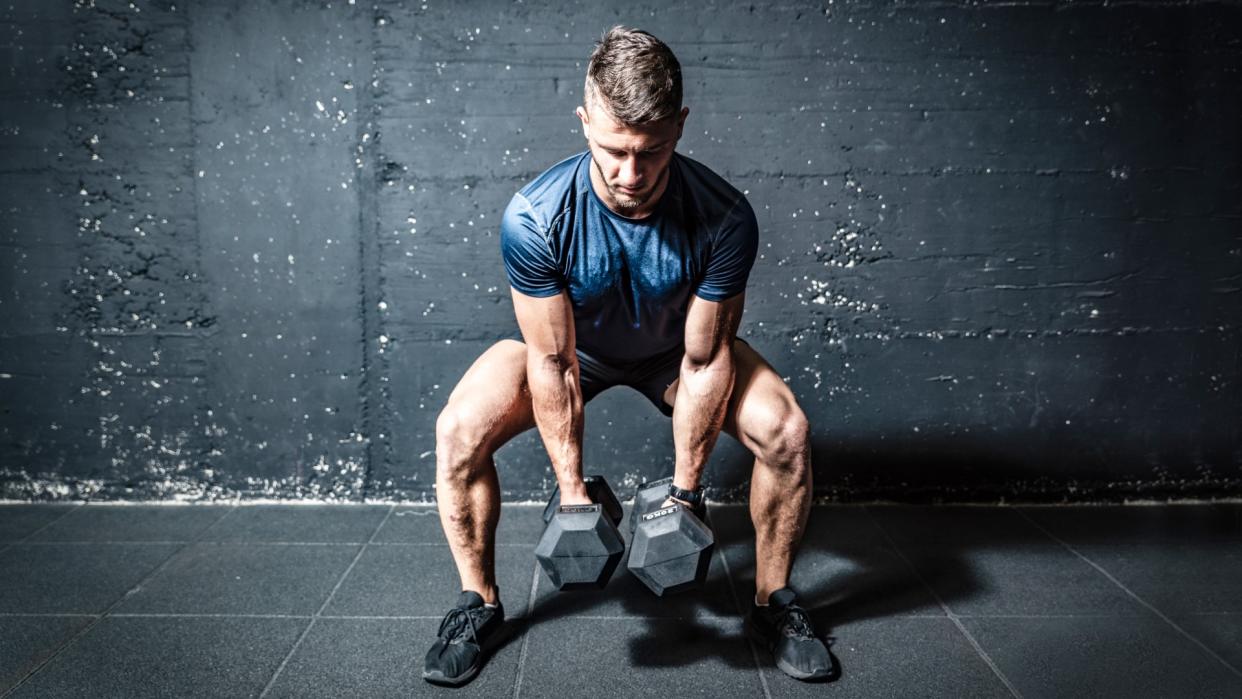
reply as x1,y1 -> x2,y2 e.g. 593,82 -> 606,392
1,0 -> 1239,502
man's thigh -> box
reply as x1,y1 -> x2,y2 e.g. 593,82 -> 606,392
441,339 -> 537,454
441,336 -> 649,452
661,337 -> 802,454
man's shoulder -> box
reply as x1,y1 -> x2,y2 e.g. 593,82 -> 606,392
672,152 -> 748,214
671,152 -> 752,227
512,151 -> 588,228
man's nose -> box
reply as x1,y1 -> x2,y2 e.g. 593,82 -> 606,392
618,157 -> 641,186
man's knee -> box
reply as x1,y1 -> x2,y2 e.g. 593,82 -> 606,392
753,405 -> 811,476
435,407 -> 491,481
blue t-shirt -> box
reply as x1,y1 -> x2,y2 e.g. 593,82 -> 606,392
500,150 -> 759,363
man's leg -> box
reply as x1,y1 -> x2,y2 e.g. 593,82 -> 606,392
663,338 -> 812,601
663,338 -> 829,681
435,339 -> 537,604
730,340 -> 812,604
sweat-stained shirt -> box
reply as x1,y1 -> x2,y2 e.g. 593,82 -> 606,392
500,150 -> 759,363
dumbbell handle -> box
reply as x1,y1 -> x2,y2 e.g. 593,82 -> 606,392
543,476 -> 624,527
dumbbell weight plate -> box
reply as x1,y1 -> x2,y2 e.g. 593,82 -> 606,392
535,503 -> 625,590
627,503 -> 714,596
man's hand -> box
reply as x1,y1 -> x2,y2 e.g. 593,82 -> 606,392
559,478 -> 592,506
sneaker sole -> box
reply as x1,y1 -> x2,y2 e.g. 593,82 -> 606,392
422,662 -> 482,688
745,618 -> 831,682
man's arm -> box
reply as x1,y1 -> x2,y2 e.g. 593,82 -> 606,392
511,287 -> 590,503
671,290 -> 746,493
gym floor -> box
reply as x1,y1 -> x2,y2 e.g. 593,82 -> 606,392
1,502 -> 1240,697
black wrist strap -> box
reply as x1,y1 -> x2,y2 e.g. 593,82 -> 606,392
667,483 -> 705,507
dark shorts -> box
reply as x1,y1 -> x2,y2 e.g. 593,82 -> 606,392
503,332 -> 751,419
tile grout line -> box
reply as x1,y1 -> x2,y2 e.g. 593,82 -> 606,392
0,613 -> 101,618
0,504 -> 239,699
862,506 -> 1025,699
711,507 -> 772,699
9,540 -> 537,547
718,547 -> 773,699
258,503 -> 397,698
0,502 -> 86,558
510,561 -> 543,699
1016,509 -> 1242,679
193,505 -> 241,538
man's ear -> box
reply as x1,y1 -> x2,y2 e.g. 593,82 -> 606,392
575,105 -> 590,140
675,106 -> 689,140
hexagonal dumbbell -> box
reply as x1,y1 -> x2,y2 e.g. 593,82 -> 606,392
626,478 -> 714,596
535,475 -> 625,590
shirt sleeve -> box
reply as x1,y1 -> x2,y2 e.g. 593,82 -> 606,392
694,195 -> 759,302
500,193 -> 565,298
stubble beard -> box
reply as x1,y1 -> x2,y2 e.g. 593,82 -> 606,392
596,159 -> 666,215
610,185 -> 647,213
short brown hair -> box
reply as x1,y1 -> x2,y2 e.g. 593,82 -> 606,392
584,26 -> 682,125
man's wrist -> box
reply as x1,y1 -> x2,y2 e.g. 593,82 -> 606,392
667,483 -> 705,508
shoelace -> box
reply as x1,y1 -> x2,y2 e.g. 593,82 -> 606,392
436,606 -> 482,646
776,603 -> 816,641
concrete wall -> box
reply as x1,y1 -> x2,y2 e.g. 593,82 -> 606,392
1,0 -> 1239,502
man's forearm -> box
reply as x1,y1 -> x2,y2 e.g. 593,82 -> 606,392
671,353 -> 736,492
527,354 -> 587,497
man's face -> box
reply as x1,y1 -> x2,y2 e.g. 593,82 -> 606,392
576,99 -> 688,216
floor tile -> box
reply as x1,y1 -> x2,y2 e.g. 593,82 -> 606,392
1174,614 -> 1242,673
713,505 -> 943,626
516,616 -> 763,696
867,505 -> 1050,547
769,616 -> 1012,698
373,503 -> 545,545
200,505 -> 390,543
1076,542 -> 1242,614
323,544 -> 537,618
113,543 -> 360,615
9,616 -> 305,698
964,615 -> 1242,698
0,505 -> 79,542
0,544 -> 179,613
29,505 -> 231,542
1020,504 -> 1242,544
909,544 -> 1145,617
0,615 -> 95,693
265,617 -> 524,698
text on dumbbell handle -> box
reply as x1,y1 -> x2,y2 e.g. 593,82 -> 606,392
642,506 -> 679,521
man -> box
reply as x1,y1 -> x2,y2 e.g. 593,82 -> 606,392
422,26 -> 832,687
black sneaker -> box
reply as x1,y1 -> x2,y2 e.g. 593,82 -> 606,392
746,587 -> 834,681
422,590 -> 505,687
